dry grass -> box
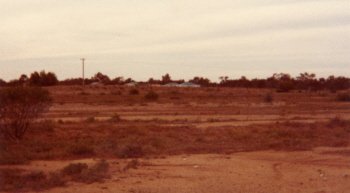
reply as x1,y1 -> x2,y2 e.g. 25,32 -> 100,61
1,118 -> 349,165
0,160 -> 110,192
1,86 -> 349,191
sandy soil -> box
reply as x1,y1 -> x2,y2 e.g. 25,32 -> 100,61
10,147 -> 348,193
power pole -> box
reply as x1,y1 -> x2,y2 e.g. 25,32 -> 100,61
81,58 -> 85,87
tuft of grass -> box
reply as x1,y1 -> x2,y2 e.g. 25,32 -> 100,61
263,93 -> 274,103
109,114 -> 122,122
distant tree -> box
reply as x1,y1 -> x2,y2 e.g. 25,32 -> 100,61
44,72 -> 59,86
93,72 -> 110,84
7,79 -> 21,87
0,87 -> 52,140
270,73 -> 294,92
296,72 -> 317,90
0,79 -> 6,86
124,78 -> 134,84
219,76 -> 229,84
110,76 -> 124,85
18,74 -> 29,84
189,77 -> 211,86
161,73 -> 172,84
29,71 -> 58,86
29,71 -> 41,86
326,76 -> 350,92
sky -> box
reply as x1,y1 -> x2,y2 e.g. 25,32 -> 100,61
0,0 -> 349,81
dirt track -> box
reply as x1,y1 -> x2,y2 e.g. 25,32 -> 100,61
19,147 -> 350,193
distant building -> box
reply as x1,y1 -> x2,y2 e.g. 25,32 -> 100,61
90,82 -> 104,87
149,84 -> 162,87
164,82 -> 180,87
125,82 -> 138,87
178,82 -> 200,88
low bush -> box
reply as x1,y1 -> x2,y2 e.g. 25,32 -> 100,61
129,88 -> 139,95
144,90 -> 159,101
69,144 -> 95,156
123,159 -> 139,171
336,92 -> 350,102
61,163 -> 88,176
0,160 -> 109,192
276,82 -> 294,93
116,144 -> 144,158
78,160 -> 109,183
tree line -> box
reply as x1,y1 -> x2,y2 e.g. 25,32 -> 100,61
1,71 -> 349,92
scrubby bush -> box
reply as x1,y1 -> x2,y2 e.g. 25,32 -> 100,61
61,160 -> 109,183
0,87 -> 52,140
69,144 -> 95,156
62,163 -> 88,176
336,92 -> 350,102
116,144 -> 144,158
276,82 -> 294,92
144,90 -> 159,101
123,159 -> 139,171
129,88 -> 139,95
79,160 -> 109,183
0,160 -> 109,192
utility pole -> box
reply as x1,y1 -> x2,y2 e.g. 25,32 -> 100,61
81,58 -> 85,88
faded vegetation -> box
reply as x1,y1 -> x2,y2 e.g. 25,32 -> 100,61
0,160 -> 109,192
0,87 -> 52,140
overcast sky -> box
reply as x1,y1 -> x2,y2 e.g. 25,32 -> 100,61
0,0 -> 349,81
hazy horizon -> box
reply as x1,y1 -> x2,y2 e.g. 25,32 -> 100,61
1,0 -> 349,81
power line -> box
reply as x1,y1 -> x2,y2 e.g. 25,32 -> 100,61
81,58 -> 85,87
